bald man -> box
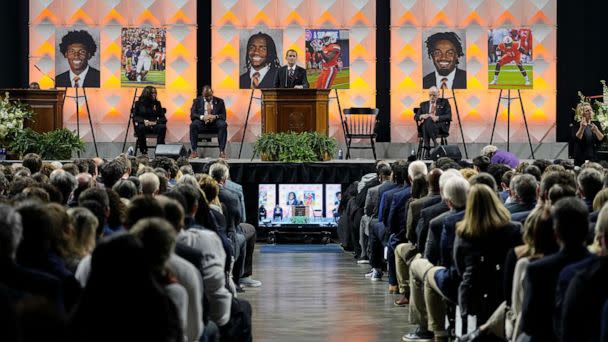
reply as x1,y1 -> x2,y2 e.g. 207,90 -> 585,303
189,85 -> 228,158
414,86 -> 452,158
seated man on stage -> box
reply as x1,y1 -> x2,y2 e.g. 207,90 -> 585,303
273,49 -> 309,89
414,86 -> 451,158
133,86 -> 167,155
189,85 -> 228,158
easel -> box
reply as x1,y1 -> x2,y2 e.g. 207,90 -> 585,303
238,88 -> 263,159
440,87 -> 469,159
489,89 -> 535,159
331,88 -> 347,145
66,86 -> 99,157
121,88 -> 139,153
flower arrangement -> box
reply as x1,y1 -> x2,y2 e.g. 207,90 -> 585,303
574,80 -> 608,131
0,92 -> 34,141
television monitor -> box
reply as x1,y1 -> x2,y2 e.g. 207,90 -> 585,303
325,184 -> 342,219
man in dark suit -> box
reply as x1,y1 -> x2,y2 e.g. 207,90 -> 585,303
415,86 -> 452,158
273,49 -> 309,89
239,32 -> 281,89
56,30 -> 100,88
189,85 -> 228,158
520,197 -> 590,342
422,31 -> 467,89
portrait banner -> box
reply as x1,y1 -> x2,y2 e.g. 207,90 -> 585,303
305,29 -> 350,89
55,27 -> 101,88
239,29 -> 283,89
421,29 -> 467,90
121,27 -> 167,88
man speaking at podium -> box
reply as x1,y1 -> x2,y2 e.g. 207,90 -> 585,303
273,49 -> 309,89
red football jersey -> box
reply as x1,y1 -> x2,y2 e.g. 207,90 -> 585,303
321,43 -> 341,68
498,41 -> 522,59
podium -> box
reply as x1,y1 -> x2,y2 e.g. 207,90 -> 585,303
0,89 -> 65,133
261,88 -> 331,134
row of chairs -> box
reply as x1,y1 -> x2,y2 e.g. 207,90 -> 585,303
132,107 -> 449,159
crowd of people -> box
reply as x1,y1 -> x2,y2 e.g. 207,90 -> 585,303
0,153 -> 257,342
337,147 -> 608,342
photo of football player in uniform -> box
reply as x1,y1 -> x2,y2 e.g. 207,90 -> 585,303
121,27 -> 167,88
305,29 -> 350,89
488,27 -> 533,89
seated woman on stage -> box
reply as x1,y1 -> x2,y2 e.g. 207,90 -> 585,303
572,102 -> 605,166
133,86 -> 167,155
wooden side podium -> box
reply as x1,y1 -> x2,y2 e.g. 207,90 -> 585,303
261,88 -> 331,134
0,89 -> 65,133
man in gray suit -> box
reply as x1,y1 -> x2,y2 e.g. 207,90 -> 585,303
358,164 -> 392,264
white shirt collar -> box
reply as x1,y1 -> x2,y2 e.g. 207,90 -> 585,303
69,65 -> 90,88
249,64 -> 270,85
287,64 -> 296,71
434,68 -> 456,89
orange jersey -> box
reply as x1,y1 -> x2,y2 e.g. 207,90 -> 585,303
321,43 -> 341,68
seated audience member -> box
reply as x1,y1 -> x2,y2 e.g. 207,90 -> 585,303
505,174 -> 537,218
559,201 -> 608,341
210,162 -> 261,289
22,153 -> 43,174
415,87 -> 452,158
105,189 -> 126,232
151,157 -> 179,187
472,155 -> 490,173
70,235 -> 182,342
0,204 -> 64,309
65,207 -> 97,273
468,172 -> 498,192
50,169 -> 77,206
99,159 -> 126,189
133,86 -> 167,155
459,168 -> 477,181
481,145 -> 519,169
189,85 -> 228,159
402,176 -> 469,342
131,217 -> 203,342
139,172 -> 161,196
454,184 -> 521,325
577,167 -> 603,213
112,179 -> 138,202
78,188 -> 116,237
519,197 -> 591,341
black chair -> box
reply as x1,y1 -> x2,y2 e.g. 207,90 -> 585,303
132,112 -> 158,156
343,107 -> 379,160
194,126 -> 220,153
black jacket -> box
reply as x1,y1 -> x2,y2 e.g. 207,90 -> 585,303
218,187 -> 241,232
273,65 -> 309,88
190,96 -> 226,122
133,100 -> 167,124
422,68 -> 467,89
239,66 -> 278,89
454,222 -> 522,320
415,98 -> 452,135
56,67 -> 100,88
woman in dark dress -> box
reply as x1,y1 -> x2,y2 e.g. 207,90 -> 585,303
133,86 -> 167,155
572,102 -> 604,165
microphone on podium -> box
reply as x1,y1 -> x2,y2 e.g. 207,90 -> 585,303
33,64 -> 56,88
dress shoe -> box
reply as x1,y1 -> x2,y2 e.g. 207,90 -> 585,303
388,285 -> 399,294
394,294 -> 409,306
219,151 -> 226,159
189,151 -> 199,159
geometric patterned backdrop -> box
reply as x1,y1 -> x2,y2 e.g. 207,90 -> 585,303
391,0 -> 556,143
212,0 -> 376,142
29,0 -> 197,143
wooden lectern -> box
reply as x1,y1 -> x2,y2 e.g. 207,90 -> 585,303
261,88 -> 331,134
0,89 -> 65,133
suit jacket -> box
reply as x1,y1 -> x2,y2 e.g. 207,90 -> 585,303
387,186 -> 412,236
379,185 -> 404,227
133,100 -> 167,124
190,96 -> 226,122
239,66 -> 278,89
422,68 -> 467,89
56,67 -> 100,88
520,246 -> 590,341
273,65 -> 309,88
364,181 -> 388,217
416,98 -> 452,135
505,201 -> 536,214
510,209 -> 532,223
225,180 -> 246,222
406,192 -> 442,243
417,201 -> 449,257
218,186 -> 242,232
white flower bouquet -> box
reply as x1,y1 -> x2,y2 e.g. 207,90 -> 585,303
0,92 -> 34,141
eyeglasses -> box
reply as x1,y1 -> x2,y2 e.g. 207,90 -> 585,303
431,49 -> 456,58
67,49 -> 88,57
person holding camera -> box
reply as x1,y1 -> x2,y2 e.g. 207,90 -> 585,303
133,86 -> 167,155
573,102 -> 605,166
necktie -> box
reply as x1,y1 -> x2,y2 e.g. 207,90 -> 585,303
289,68 -> 294,79
73,76 -> 81,88
206,101 -> 212,114
440,78 -> 448,90
252,72 -> 260,88
430,101 -> 436,116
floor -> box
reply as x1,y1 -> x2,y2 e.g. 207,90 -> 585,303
240,245 -> 417,342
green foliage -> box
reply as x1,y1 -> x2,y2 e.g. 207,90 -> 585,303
289,216 -> 310,224
254,131 -> 338,162
7,128 -> 85,160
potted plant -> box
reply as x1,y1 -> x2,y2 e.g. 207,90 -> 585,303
7,128 -> 40,159
254,131 -> 338,162
254,132 -> 280,161
308,131 -> 337,161
40,128 -> 86,160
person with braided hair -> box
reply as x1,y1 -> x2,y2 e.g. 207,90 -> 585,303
239,32 -> 281,89
422,31 -> 467,90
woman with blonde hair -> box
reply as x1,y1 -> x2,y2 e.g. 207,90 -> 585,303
572,102 -> 604,166
454,184 -> 521,324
